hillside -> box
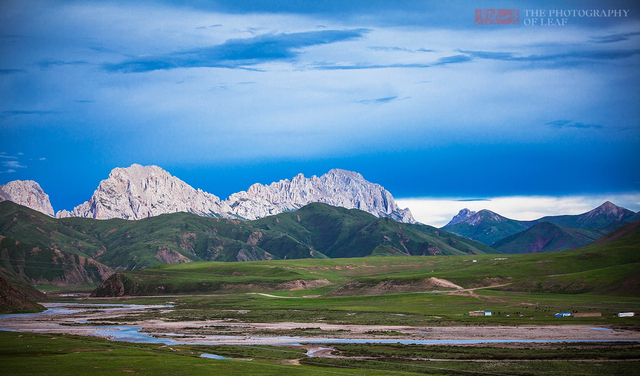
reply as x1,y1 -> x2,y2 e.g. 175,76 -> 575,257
441,209 -> 530,246
442,202 -> 638,252
251,203 -> 496,258
492,221 -> 602,253
0,276 -> 45,313
0,201 -> 495,286
93,219 -> 640,297
533,201 -> 639,229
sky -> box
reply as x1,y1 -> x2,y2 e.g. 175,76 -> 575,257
1,0 -> 639,226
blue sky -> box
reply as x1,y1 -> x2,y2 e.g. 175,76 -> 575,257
1,0 -> 639,225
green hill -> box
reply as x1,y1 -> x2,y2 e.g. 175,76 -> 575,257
442,209 -> 530,245
0,201 -> 497,286
492,221 -> 602,253
0,276 -> 46,313
93,219 -> 640,297
442,202 -> 638,253
252,203 -> 497,258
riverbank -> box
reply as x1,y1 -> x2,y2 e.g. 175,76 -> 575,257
1,303 -> 639,346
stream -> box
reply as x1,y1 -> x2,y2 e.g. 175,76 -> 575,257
1,303 -> 638,348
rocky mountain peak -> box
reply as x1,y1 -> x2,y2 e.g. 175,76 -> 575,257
0,180 -> 55,216
448,209 -> 503,227
225,169 -> 416,223
50,165 -> 414,224
582,201 -> 632,222
56,164 -> 230,220
446,208 -> 477,226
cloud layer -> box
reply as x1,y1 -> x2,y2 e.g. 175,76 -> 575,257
397,194 -> 640,227
105,29 -> 369,72
1,1 -> 639,211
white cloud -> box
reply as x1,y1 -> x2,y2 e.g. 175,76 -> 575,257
3,160 -> 26,169
396,193 -> 640,227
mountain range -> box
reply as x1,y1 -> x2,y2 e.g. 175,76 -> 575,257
442,201 -> 640,253
0,180 -> 55,217
0,200 -> 492,287
1,164 -> 415,224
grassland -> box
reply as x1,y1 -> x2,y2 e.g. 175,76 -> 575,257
95,223 -> 640,297
2,330 -> 639,376
2,212 -> 639,374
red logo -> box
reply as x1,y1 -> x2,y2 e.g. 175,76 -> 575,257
475,9 -> 520,25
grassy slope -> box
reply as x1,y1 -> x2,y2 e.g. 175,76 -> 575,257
0,201 -> 496,274
492,221 -> 602,253
4,331 -> 638,376
252,203 -> 498,258
100,221 -> 640,296
442,210 -> 531,246
0,331 -> 392,376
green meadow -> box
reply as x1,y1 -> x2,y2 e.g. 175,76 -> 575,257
2,330 -> 639,376
3,220 -> 639,375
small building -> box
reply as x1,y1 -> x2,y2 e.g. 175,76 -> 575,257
469,310 -> 491,316
484,311 -> 492,316
573,312 -> 602,318
618,312 -> 635,317
555,312 -> 572,318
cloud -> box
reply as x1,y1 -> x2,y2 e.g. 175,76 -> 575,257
431,54 -> 472,66
368,46 -> 433,53
37,60 -> 90,69
369,46 -> 414,52
459,48 -> 640,67
590,31 -> 640,44
0,69 -> 26,75
547,120 -> 603,130
311,53 -> 472,70
396,193 -> 640,227
356,96 -> 398,104
3,160 -> 26,169
105,29 -> 369,72
2,110 -> 59,116
196,24 -> 222,30
0,153 -> 31,173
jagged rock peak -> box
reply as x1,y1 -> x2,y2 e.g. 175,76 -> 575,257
587,201 -> 626,217
0,180 -> 55,216
54,165 -> 414,224
446,208 -> 476,226
444,209 -> 505,227
225,169 -> 416,223
56,164 -> 231,220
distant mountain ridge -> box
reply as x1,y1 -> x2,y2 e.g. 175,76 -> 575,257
442,201 -> 640,252
491,222 -> 602,254
0,180 -> 54,217
442,209 -> 531,246
56,164 -> 233,220
5,164 -> 415,224
227,169 -> 414,223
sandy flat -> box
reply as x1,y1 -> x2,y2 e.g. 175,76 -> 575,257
1,303 -> 639,346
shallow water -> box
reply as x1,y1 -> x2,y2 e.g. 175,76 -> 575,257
1,303 -> 638,348
589,327 -> 615,331
200,353 -> 230,360
92,326 -> 175,344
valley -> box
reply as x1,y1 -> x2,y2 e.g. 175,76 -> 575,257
1,188 -> 639,375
